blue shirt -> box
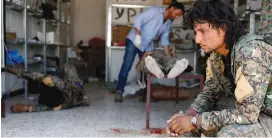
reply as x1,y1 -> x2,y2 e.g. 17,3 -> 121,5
127,7 -> 172,52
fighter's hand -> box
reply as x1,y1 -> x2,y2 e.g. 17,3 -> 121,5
166,113 -> 186,136
43,77 -> 55,87
168,115 -> 196,136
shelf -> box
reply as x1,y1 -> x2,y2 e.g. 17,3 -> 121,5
109,46 -> 197,53
112,23 -> 183,29
238,11 -> 262,21
5,1 -> 24,12
47,43 -> 69,48
112,23 -> 134,27
27,9 -> 43,19
47,19 -> 70,26
110,46 -> 126,49
6,40 -> 44,46
5,1 -> 71,22
28,59 -> 43,65
6,40 -> 69,48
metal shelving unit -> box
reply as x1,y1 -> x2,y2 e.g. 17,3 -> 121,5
105,0 -> 197,82
234,0 -> 262,34
3,0 -> 71,99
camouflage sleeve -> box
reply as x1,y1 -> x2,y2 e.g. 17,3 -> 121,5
200,40 -> 271,130
20,71 -> 45,81
50,76 -> 84,107
188,53 -> 223,113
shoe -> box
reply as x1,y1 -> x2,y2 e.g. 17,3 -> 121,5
10,104 -> 31,113
114,91 -> 123,102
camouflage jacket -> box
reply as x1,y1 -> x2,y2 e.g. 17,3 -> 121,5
189,34 -> 272,130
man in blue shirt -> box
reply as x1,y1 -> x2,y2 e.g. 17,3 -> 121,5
114,2 -> 185,102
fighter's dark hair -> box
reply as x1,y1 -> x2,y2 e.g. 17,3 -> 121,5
168,2 -> 185,12
184,0 -> 247,50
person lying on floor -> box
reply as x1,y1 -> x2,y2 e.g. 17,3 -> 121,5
6,62 -> 89,113
135,46 -> 191,79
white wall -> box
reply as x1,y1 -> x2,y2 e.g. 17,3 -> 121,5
71,0 -> 106,45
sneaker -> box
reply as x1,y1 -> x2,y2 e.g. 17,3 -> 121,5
114,91 -> 123,102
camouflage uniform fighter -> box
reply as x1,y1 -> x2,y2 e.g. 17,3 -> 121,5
135,48 -> 189,79
7,61 -> 89,113
167,0 -> 272,137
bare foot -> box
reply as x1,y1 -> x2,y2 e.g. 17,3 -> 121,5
145,56 -> 164,78
167,59 -> 189,78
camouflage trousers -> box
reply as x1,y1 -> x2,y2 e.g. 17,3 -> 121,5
141,51 -> 177,74
17,70 -> 87,112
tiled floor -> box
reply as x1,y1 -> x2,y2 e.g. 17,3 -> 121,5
2,82 -> 201,137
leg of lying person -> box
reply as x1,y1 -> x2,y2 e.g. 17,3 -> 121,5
6,67 -> 45,81
7,67 -> 88,111
166,57 -> 189,79
160,54 -> 178,74
10,104 -> 55,113
144,52 -> 165,78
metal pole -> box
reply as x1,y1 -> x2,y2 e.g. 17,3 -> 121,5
234,0 -> 239,15
1,0 -> 5,99
56,0 -> 60,58
1,0 -> 5,68
67,2 -> 71,62
250,13 -> 255,34
106,0 -> 112,82
43,19 -> 47,74
24,0 -> 28,100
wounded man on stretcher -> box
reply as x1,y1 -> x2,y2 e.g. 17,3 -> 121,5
6,63 -> 89,113
136,49 -> 193,78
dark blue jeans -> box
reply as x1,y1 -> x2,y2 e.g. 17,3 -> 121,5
116,39 -> 144,93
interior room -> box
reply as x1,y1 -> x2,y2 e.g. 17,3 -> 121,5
1,0 -> 271,137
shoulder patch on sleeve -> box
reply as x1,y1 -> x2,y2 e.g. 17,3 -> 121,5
234,67 -> 254,103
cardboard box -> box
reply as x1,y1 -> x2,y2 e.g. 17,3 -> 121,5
163,0 -> 171,5
112,25 -> 132,45
151,85 -> 191,100
6,32 -> 16,40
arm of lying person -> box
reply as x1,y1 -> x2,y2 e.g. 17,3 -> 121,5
135,52 -> 153,72
169,46 -> 176,58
